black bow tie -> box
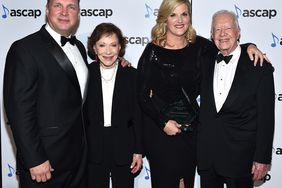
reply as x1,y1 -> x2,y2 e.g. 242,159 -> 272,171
216,53 -> 233,64
60,36 -> 76,46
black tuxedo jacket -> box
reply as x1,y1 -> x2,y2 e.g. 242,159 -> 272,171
84,62 -> 143,165
197,47 -> 275,178
4,26 -> 88,174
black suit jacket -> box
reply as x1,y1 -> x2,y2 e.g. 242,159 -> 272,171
4,26 -> 88,174
197,47 -> 275,178
84,62 -> 143,165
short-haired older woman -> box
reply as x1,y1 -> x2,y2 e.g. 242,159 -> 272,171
85,22 -> 143,188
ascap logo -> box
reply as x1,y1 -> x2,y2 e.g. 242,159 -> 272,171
262,174 -> 271,183
271,33 -> 282,48
125,36 -> 150,46
144,166 -> 151,180
1,4 -> 41,19
144,4 -> 158,18
80,8 -> 113,18
273,147 -> 282,155
275,93 -> 282,101
234,5 -> 277,19
7,163 -> 19,177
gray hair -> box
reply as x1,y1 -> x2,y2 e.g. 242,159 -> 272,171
210,10 -> 240,34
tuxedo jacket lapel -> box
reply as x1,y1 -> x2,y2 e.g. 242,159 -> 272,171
112,64 -> 123,115
206,55 -> 218,114
93,63 -> 104,125
39,26 -> 81,95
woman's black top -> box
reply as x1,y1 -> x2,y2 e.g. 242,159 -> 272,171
137,36 -> 214,128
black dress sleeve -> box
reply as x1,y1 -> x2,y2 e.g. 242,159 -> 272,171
136,43 -> 169,129
194,36 -> 216,96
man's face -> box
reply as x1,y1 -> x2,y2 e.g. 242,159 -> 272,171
46,0 -> 80,37
212,13 -> 240,55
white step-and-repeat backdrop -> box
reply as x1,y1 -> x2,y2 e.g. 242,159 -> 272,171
0,0 -> 281,187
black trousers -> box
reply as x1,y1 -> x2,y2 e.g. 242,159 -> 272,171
87,127 -> 134,188
149,160 -> 196,188
200,168 -> 253,188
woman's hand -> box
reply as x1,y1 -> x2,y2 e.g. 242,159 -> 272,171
118,57 -> 131,67
163,120 -> 181,136
247,44 -> 270,66
130,154 -> 143,174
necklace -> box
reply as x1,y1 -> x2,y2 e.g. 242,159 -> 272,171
100,61 -> 118,83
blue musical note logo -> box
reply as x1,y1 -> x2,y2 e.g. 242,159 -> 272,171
271,33 -> 280,47
234,5 -> 242,19
2,4 -> 9,19
7,164 -> 15,177
144,166 -> 151,180
145,4 -> 153,18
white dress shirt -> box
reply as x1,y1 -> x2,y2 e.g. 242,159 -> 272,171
45,24 -> 88,99
100,63 -> 118,127
213,45 -> 241,112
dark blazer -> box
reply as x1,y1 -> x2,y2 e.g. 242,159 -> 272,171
3,25 -> 88,186
197,47 -> 275,178
84,62 -> 143,165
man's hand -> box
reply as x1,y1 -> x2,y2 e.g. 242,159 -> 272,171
130,154 -> 143,174
29,160 -> 54,183
252,161 -> 270,181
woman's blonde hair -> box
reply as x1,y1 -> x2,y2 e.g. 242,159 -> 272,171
152,0 -> 196,46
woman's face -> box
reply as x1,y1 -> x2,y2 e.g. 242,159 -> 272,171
166,3 -> 190,38
93,33 -> 121,68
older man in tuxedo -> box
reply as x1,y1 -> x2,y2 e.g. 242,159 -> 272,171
197,10 -> 275,188
3,0 -> 88,187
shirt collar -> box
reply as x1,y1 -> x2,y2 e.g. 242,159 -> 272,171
45,23 -> 73,46
217,44 -> 241,65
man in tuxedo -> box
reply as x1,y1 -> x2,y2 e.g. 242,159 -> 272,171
3,0 -> 88,187
197,10 -> 275,188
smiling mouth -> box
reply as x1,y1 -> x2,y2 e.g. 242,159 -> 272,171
58,17 -> 70,22
103,56 -> 114,60
175,24 -> 184,28
219,39 -> 229,42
